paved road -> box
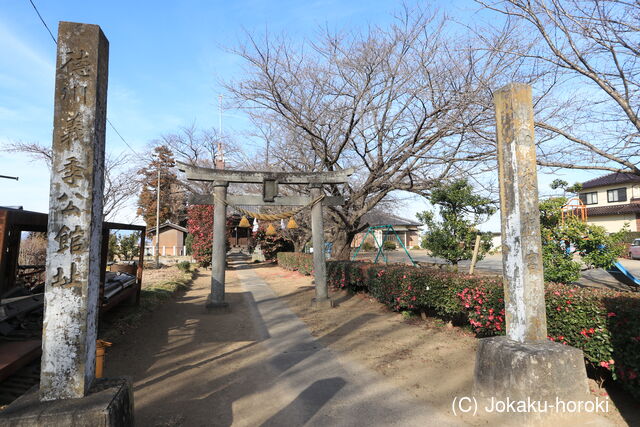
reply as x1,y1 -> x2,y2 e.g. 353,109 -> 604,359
355,251 -> 640,292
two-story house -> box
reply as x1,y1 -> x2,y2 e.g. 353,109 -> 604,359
579,172 -> 640,233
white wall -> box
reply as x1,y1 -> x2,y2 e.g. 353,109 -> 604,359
587,214 -> 636,233
582,183 -> 639,207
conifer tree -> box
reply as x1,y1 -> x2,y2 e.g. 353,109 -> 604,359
137,145 -> 184,227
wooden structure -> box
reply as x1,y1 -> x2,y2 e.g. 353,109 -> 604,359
0,207 -> 145,389
229,214 -> 253,248
146,222 -> 188,256
0,207 -> 145,306
178,162 -> 352,309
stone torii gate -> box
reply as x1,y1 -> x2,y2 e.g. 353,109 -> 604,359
177,163 -> 353,310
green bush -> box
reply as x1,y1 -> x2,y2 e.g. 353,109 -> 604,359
277,252 -> 314,275
382,240 -> 397,250
177,261 -> 191,272
255,227 -> 294,260
361,241 -> 375,251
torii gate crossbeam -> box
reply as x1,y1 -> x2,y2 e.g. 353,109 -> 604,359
178,162 -> 353,310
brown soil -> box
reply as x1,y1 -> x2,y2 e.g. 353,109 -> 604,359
103,262 -> 639,426
253,264 -> 638,426
105,268 -> 288,426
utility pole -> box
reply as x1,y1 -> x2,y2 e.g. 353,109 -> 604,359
218,94 -> 222,135
215,94 -> 225,170
265,140 -> 269,169
155,164 -> 161,268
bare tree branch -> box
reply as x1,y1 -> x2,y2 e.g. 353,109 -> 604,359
477,0 -> 640,174
224,5 -> 518,258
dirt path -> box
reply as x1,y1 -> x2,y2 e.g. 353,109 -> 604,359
106,267 -> 275,426
251,265 -> 479,411
106,263 -> 454,426
105,262 -> 636,426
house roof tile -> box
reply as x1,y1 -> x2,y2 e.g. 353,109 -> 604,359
586,203 -> 640,217
147,222 -> 188,235
361,211 -> 422,227
582,172 -> 640,189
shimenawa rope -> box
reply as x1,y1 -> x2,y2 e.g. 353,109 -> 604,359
211,193 -> 325,221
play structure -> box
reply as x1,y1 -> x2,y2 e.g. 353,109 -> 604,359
606,261 -> 640,289
561,197 -> 587,224
352,224 -> 416,266
561,198 -> 640,290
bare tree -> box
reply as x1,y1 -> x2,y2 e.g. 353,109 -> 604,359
2,141 -> 53,166
153,123 -> 250,196
157,123 -> 244,169
225,6 -> 523,258
1,141 -> 138,220
102,153 -> 140,220
478,0 -> 640,174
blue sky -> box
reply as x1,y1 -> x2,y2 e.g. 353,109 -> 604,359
0,0 -> 598,230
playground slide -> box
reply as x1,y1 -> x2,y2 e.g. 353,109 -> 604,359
606,261 -> 640,288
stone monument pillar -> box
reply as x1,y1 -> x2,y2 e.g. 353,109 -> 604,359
309,184 -> 332,308
473,83 -> 588,418
0,22 -> 134,426
208,180 -> 229,310
495,83 -> 547,342
40,21 -> 109,401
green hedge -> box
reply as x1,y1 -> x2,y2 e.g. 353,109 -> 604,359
277,253 -> 640,399
277,252 -> 314,275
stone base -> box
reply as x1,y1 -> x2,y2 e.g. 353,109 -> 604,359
472,336 -> 597,425
205,296 -> 229,313
0,377 -> 133,427
474,336 -> 588,402
310,297 -> 334,310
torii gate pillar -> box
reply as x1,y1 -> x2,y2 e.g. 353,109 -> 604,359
208,180 -> 229,311
310,184 -> 332,308
178,162 -> 353,311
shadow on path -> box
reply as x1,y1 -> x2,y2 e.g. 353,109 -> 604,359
260,378 -> 346,427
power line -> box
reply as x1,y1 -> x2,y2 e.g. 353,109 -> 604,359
27,0 -> 143,161
28,0 -> 56,44
107,119 -> 142,158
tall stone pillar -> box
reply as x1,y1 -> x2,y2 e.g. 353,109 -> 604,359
310,184 -> 331,308
208,181 -> 228,310
473,84 -> 588,417
494,83 -> 547,342
0,22 -> 134,426
40,21 -> 109,401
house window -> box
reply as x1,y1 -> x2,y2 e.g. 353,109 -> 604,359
579,192 -> 598,205
607,187 -> 627,202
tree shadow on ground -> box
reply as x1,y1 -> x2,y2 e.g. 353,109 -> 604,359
259,377 -> 346,427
